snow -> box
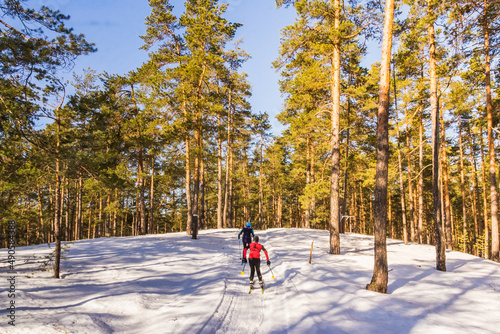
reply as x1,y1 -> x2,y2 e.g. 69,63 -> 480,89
2,228 -> 500,333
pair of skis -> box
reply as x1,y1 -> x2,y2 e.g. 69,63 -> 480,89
249,282 -> 264,294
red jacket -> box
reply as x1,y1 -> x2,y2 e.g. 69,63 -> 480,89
244,242 -> 269,261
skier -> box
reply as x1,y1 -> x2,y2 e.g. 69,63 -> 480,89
238,222 -> 254,258
242,235 -> 270,290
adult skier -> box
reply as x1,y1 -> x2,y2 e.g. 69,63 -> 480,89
238,222 -> 254,258
242,235 -> 270,290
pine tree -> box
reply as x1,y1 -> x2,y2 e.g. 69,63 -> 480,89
366,0 -> 395,294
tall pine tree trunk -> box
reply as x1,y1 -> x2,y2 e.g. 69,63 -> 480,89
223,88 -> 233,228
200,159 -> 205,230
192,121 -> 201,239
138,146 -> 146,235
149,159 -> 155,235
243,149 -> 250,223
467,125 -> 479,254
36,182 -> 44,244
480,123 -> 490,258
228,144 -> 234,229
329,0 -> 341,255
113,188 -> 118,237
483,1 -> 499,262
76,175 -> 82,240
428,4 -> 446,270
405,103 -> 416,242
258,132 -> 264,230
277,192 -> 283,228
393,67 -> 408,244
54,117 -> 62,279
185,135 -> 192,234
311,143 -> 316,227
360,183 -> 366,234
441,114 -> 453,249
305,137 -> 311,229
458,115 -> 468,253
217,115 -> 223,229
367,0 -> 394,294
342,97 -> 350,234
418,109 -> 424,244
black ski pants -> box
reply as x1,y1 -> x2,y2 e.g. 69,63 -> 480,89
242,242 -> 250,258
249,258 -> 262,282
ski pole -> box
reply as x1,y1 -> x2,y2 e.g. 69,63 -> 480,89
241,263 -> 246,275
268,264 -> 275,279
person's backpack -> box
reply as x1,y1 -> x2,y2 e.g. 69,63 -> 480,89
242,227 -> 253,243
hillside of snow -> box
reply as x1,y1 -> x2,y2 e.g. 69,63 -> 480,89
1,228 -> 500,333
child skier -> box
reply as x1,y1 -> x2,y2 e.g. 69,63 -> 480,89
238,222 -> 254,258
242,235 -> 271,290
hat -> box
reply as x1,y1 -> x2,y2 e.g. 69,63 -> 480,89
254,235 -> 259,243
246,222 -> 251,227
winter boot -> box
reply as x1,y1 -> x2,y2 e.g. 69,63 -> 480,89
259,280 -> 264,289
249,279 -> 254,290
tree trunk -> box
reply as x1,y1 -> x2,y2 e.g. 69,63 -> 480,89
342,97 -> 350,234
305,136 -> 311,229
217,114 -> 223,229
353,184 -> 359,233
243,149 -> 250,223
310,143 -> 316,227
113,188 -> 118,237
76,175 -> 82,240
88,200 -> 92,240
258,133 -> 264,230
223,88 -> 233,228
467,124 -> 479,255
393,68 -> 408,244
441,113 -> 453,249
360,182 -> 366,234
63,175 -> 70,241
418,109 -> 424,244
278,192 -> 283,228
200,158 -> 205,230
134,188 -> 140,236
54,118 -> 62,279
149,159 -> 155,234
139,147 -> 146,235
99,195 -> 103,238
185,136 -> 193,235
428,5 -> 446,270
37,184 -> 45,245
366,0 -> 394,294
228,143 -> 234,229
192,124 -> 201,239
329,0 -> 341,255
458,115 -> 468,253
480,123 -> 490,258
405,103 -> 416,243
483,1 -> 499,262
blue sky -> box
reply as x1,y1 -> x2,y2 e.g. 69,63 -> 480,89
36,0 -> 298,135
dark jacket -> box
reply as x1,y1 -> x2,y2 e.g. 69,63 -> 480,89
238,227 -> 254,244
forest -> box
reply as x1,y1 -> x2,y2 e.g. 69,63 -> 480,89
1,0 -> 500,289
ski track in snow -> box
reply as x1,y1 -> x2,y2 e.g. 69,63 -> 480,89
1,228 -> 500,333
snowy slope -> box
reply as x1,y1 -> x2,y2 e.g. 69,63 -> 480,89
1,228 -> 500,334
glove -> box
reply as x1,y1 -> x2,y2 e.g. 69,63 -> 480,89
238,236 -> 240,239
267,261 -> 271,266
242,258 -> 247,264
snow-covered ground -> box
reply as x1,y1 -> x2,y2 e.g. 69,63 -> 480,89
1,228 -> 500,334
